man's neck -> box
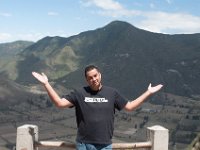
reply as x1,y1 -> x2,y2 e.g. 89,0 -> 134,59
90,84 -> 102,91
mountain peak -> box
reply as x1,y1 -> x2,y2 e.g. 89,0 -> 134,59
107,20 -> 134,27
104,20 -> 138,30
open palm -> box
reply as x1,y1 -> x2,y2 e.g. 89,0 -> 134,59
148,83 -> 163,94
32,72 -> 48,85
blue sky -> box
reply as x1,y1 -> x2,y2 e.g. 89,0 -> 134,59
0,0 -> 200,43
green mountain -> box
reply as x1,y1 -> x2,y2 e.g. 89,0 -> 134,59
13,21 -> 200,98
1,21 -> 200,99
0,40 -> 34,57
0,40 -> 34,80
1,20 -> 200,150
0,76 -> 35,109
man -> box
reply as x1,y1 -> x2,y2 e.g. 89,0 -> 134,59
32,65 -> 163,150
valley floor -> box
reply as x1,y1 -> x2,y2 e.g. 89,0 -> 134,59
0,93 -> 200,150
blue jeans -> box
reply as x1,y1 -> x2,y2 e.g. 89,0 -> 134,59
76,142 -> 112,150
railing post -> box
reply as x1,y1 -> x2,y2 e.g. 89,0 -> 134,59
16,124 -> 38,150
147,125 -> 168,150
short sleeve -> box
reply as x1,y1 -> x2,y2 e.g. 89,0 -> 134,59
63,90 -> 78,107
114,90 -> 128,111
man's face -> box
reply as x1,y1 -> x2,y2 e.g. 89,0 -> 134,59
85,68 -> 102,91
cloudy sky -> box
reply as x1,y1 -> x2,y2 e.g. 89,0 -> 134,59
0,0 -> 200,43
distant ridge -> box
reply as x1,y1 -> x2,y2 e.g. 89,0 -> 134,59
0,40 -> 34,56
0,76 -> 35,109
0,20 -> 200,98
1,21 -> 200,150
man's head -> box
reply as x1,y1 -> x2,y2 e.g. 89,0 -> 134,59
84,65 -> 102,91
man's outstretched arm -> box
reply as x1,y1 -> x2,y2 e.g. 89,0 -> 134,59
124,83 -> 163,112
32,72 -> 73,108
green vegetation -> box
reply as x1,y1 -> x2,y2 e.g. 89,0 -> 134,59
1,20 -> 200,150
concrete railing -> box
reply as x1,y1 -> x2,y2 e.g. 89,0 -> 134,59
16,124 -> 168,150
191,134 -> 200,150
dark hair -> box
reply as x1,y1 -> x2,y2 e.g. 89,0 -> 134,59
84,65 -> 100,77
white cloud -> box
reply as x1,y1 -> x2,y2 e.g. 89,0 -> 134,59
48,11 -> 59,16
82,0 -> 200,34
90,0 -> 122,10
17,32 -> 46,42
99,9 -> 141,18
0,33 -> 12,42
0,32 -> 44,43
81,0 -> 123,10
0,30 -> 75,43
82,0 -> 141,17
138,11 -> 200,34
0,12 -> 12,17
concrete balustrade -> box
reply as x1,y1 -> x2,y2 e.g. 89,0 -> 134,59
16,124 -> 38,150
191,134 -> 200,150
147,125 -> 169,150
16,124 -> 168,150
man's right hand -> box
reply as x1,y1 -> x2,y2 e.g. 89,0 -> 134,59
32,72 -> 48,85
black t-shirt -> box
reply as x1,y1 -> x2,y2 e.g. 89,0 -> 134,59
64,85 -> 128,144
